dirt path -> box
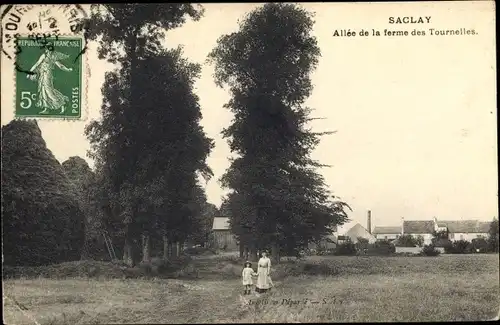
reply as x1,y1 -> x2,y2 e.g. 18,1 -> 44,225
139,279 -> 260,324
137,256 -> 280,323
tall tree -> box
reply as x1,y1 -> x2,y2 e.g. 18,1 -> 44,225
208,3 -> 350,262
2,120 -> 85,266
85,4 -> 211,265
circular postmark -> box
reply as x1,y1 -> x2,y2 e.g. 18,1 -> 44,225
2,5 -> 90,119
1,4 -> 88,61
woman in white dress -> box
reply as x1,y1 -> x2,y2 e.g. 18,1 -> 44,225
255,250 -> 273,293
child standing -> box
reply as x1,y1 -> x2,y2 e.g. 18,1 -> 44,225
242,261 -> 256,295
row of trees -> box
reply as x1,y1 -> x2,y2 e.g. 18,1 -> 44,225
1,119 -> 217,266
81,3 -> 350,265
3,4 -> 351,266
85,3 -> 351,264
81,4 -> 216,266
2,5 -> 217,267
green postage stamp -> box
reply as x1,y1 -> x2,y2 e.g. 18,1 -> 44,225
15,36 -> 84,119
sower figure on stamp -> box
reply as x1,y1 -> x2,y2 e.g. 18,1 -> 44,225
27,47 -> 72,114
255,250 -> 273,294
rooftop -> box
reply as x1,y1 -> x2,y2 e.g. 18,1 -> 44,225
372,226 -> 401,234
344,223 -> 376,243
403,220 -> 435,234
440,220 -> 491,233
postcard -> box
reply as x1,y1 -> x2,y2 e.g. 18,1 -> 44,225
1,2 -> 498,324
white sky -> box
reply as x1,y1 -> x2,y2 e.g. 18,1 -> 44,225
1,2 -> 497,233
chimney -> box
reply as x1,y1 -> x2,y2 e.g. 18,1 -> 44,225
401,217 -> 405,234
367,210 -> 372,234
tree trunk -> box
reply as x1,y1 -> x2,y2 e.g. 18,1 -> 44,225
122,222 -> 134,267
239,241 -> 244,259
168,241 -> 173,258
175,242 -> 181,257
123,238 -> 133,267
163,235 -> 169,261
80,238 -> 90,260
250,242 -> 258,261
271,242 -> 280,264
80,215 -> 90,260
141,233 -> 151,264
177,241 -> 182,256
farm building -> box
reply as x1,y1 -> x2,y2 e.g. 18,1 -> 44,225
440,220 -> 491,241
402,219 -> 437,245
211,216 -> 238,250
372,226 -> 401,241
342,223 -> 376,244
365,213 -> 492,246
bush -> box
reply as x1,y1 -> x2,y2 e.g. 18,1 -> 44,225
471,238 -> 489,253
421,244 -> 441,256
395,234 -> 420,247
305,248 -> 317,256
365,240 -> 396,255
444,240 -> 472,254
318,248 -> 336,256
334,242 -> 357,256
432,237 -> 452,248
356,237 -> 369,250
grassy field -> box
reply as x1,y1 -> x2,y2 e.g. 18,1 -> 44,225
3,254 -> 499,324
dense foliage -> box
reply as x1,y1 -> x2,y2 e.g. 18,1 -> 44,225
355,237 -> 369,251
444,239 -> 471,254
62,156 -> 104,259
368,240 -> 396,255
395,234 -> 424,247
431,230 -> 453,248
334,241 -> 357,256
2,121 -> 85,266
208,3 -> 350,261
189,201 -> 219,246
470,237 -> 489,253
487,217 -> 499,253
421,244 -> 441,256
84,4 -> 213,265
